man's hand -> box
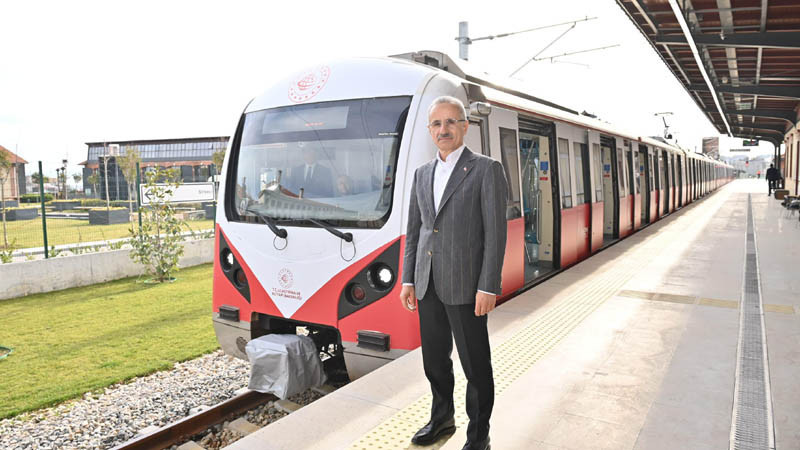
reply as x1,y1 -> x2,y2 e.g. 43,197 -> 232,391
400,285 -> 417,312
474,291 -> 496,316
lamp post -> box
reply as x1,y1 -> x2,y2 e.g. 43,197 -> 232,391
61,159 -> 68,200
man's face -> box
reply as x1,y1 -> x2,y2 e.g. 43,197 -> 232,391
428,103 -> 468,153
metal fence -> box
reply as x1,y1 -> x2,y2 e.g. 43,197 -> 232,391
0,161 -> 216,262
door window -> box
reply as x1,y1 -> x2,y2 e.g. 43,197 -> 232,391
558,138 -> 573,208
592,143 -> 603,202
499,128 -> 521,218
573,142 -> 587,205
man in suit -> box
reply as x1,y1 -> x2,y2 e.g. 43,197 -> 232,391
287,146 -> 334,198
400,96 -> 508,450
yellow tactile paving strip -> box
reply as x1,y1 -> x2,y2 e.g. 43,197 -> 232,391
349,190 -> 737,450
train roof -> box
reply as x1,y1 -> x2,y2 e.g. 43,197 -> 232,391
391,51 -> 729,167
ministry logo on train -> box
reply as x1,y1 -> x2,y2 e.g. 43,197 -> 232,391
288,66 -> 330,103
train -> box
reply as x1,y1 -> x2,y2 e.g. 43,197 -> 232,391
212,50 -> 733,381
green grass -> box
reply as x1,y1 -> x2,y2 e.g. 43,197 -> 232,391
0,264 -> 218,419
2,217 -> 214,250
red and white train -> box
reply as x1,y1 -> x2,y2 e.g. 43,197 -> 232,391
212,50 -> 733,380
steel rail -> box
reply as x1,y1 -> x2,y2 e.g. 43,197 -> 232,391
111,390 -> 276,450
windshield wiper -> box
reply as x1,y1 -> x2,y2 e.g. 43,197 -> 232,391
246,208 -> 288,239
307,218 -> 353,242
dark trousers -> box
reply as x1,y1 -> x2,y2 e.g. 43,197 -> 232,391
768,179 -> 776,195
418,273 -> 494,443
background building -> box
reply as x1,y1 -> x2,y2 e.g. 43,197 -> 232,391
0,145 -> 28,201
80,136 -> 229,200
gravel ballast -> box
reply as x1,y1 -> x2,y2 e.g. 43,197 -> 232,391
0,350 -> 250,450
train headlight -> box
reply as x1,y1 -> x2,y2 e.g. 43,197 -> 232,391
220,249 -> 235,271
349,283 -> 367,303
367,263 -> 394,291
377,267 -> 393,285
233,269 -> 247,288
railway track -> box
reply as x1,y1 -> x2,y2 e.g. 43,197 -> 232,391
111,389 -> 276,450
111,384 -> 335,450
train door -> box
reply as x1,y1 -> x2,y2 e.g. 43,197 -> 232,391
647,147 -> 657,222
653,149 -> 661,219
661,150 -> 670,215
588,131 -> 604,252
573,141 -> 591,260
670,154 -> 677,212
600,139 -> 617,244
620,144 -> 633,237
486,106 -> 525,297
518,118 -> 556,284
638,145 -> 649,225
676,155 -> 684,207
629,144 -> 641,230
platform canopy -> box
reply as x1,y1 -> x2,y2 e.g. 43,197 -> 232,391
615,0 -> 800,147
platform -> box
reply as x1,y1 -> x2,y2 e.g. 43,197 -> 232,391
225,179 -> 799,450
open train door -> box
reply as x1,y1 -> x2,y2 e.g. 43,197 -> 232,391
518,117 -> 557,284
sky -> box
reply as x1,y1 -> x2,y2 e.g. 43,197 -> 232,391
0,0 -> 778,181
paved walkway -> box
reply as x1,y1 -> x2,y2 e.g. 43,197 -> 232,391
226,179 -> 798,450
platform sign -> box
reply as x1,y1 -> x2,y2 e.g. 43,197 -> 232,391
729,148 -> 751,152
743,139 -> 759,146
140,182 -> 216,205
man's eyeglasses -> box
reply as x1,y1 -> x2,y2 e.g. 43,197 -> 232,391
428,118 -> 466,129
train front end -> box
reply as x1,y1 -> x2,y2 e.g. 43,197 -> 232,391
212,58 -> 435,381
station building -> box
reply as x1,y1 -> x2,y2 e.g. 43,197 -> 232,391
0,145 -> 28,202
80,136 -> 229,200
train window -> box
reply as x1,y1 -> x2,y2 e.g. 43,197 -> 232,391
573,142 -> 586,205
592,143 -> 603,202
558,138 -> 573,208
229,96 -> 411,228
499,128 -> 522,218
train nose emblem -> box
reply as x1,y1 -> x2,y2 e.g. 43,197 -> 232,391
288,65 -> 330,103
278,268 -> 294,289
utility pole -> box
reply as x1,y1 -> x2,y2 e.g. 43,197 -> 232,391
458,21 -> 469,60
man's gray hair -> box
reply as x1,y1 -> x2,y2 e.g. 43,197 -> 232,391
427,96 -> 467,121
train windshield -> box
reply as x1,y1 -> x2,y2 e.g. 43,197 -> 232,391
230,96 -> 411,228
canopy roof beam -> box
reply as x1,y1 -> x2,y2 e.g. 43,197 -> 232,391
655,31 -> 800,49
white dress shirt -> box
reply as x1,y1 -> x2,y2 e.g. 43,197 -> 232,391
404,145 -> 496,297
433,145 -> 465,213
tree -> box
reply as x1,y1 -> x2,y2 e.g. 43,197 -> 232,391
0,151 -> 10,248
86,172 -> 100,198
72,173 -> 82,193
117,147 -> 142,213
128,167 -> 185,283
212,149 -> 226,175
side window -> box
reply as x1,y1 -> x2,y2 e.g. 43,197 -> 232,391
592,143 -> 603,202
573,142 -> 586,205
558,138 -> 573,208
499,127 -> 521,217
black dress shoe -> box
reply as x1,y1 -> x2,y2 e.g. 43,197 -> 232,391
411,417 -> 456,446
461,437 -> 490,450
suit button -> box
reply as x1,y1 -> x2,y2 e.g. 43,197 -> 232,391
427,251 -> 432,256
433,228 -> 439,233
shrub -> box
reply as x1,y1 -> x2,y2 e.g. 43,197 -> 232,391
20,193 -> 53,203
129,167 -> 185,283
81,199 -> 106,207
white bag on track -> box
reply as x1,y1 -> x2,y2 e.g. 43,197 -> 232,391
245,334 -> 326,399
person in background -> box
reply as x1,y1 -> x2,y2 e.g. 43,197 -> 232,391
766,164 -> 780,196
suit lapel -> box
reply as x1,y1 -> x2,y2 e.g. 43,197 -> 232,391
423,161 -> 437,222
436,148 -> 477,220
